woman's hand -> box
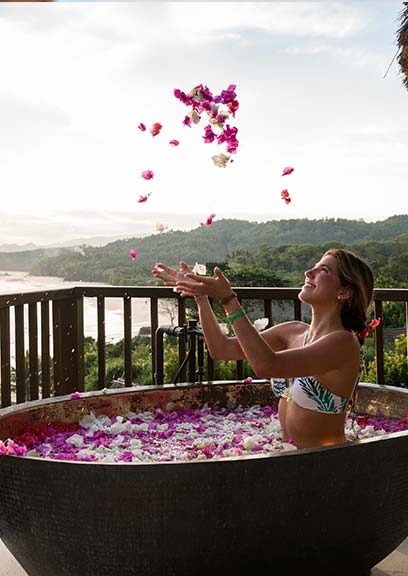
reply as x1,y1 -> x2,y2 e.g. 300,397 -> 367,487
151,261 -> 199,287
176,267 -> 234,301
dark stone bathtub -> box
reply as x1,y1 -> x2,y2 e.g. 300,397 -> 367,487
0,381 -> 407,576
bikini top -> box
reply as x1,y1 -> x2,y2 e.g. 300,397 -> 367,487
271,329 -> 354,415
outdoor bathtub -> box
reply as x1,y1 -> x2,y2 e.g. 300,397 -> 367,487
0,381 -> 407,576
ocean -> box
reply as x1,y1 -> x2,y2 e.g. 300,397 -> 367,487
0,271 -> 170,365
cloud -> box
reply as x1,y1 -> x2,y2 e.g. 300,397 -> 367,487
0,95 -> 71,153
168,2 -> 369,42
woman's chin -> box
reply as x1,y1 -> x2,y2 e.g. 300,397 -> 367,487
298,288 -> 312,304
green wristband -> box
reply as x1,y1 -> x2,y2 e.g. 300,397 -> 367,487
227,309 -> 246,325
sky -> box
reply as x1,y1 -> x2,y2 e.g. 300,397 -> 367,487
0,1 -> 407,246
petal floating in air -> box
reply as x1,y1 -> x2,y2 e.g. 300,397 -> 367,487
282,166 -> 294,176
150,122 -> 163,137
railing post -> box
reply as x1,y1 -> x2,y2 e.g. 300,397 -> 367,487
406,302 -> 408,376
154,328 -> 165,386
52,294 -> 84,396
374,300 -> 384,384
0,308 -> 11,408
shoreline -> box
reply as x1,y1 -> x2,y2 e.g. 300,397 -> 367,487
0,272 -> 171,359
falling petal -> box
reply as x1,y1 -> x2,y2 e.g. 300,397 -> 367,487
253,318 -> 269,332
219,323 -> 229,335
155,222 -> 169,233
203,125 -> 216,144
200,213 -> 216,227
141,170 -> 154,180
190,109 -> 201,124
130,249 -> 138,260
211,153 -> 231,168
70,391 -> 82,399
169,139 -> 180,147
150,122 -> 163,137
244,377 -> 253,383
138,123 -> 146,132
192,263 -> 207,275
282,166 -> 294,176
137,193 -> 151,203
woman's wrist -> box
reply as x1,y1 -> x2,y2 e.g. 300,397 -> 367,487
220,291 -> 240,314
219,291 -> 237,305
194,295 -> 209,304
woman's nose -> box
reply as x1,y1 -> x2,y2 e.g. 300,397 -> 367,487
305,268 -> 313,279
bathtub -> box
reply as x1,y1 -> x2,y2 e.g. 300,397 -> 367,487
0,381 -> 407,576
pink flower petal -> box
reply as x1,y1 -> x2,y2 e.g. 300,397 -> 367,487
70,392 -> 82,399
169,139 -> 179,147
200,213 -> 216,227
282,166 -> 294,176
281,189 -> 292,204
150,122 -> 162,137
138,123 -> 146,132
141,170 -> 154,180
130,249 -> 138,260
137,192 -> 151,203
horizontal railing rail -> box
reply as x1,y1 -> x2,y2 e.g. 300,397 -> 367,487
0,285 -> 406,408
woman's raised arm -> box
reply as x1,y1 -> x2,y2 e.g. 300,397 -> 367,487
151,262 -> 245,361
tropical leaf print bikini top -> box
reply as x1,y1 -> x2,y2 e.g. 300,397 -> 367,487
271,329 -> 353,415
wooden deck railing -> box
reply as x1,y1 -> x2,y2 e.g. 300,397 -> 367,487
0,286 -> 406,407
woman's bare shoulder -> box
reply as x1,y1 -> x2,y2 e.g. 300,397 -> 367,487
323,329 -> 361,354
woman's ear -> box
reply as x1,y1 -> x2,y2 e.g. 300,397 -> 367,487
337,287 -> 353,302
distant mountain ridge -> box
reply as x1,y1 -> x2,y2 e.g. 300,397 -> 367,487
1,215 -> 407,280
0,234 -> 138,253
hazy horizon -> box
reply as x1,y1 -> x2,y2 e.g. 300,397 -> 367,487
0,211 -> 407,249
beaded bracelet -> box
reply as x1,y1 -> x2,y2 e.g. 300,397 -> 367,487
226,309 -> 246,325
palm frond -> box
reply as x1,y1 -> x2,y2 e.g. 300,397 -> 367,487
397,2 -> 408,90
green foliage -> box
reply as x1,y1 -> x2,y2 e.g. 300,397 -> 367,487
382,302 -> 406,328
81,333 -> 258,390
22,216 -> 408,288
361,335 -> 407,388
84,335 -> 153,391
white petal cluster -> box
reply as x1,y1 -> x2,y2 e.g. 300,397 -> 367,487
253,318 -> 269,332
192,263 -> 207,275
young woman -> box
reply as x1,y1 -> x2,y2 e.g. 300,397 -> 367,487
152,249 -> 375,449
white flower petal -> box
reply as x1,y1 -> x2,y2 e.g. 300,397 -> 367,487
253,318 -> 269,331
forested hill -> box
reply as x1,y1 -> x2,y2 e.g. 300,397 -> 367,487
0,247 -> 70,272
20,215 -> 408,286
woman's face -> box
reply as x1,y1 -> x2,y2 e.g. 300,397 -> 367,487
298,254 -> 346,305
